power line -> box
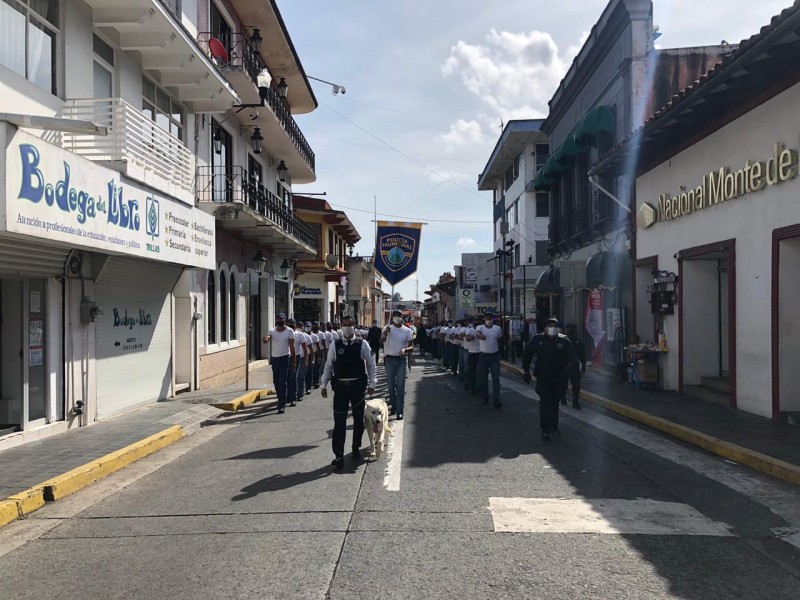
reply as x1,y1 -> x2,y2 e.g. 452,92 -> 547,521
314,137 -> 476,162
339,96 -> 484,132
326,201 -> 490,224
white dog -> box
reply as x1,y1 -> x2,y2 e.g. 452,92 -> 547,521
364,398 -> 393,459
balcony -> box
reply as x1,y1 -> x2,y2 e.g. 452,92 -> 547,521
83,0 -> 238,112
196,166 -> 317,257
197,32 -> 316,183
61,98 -> 195,204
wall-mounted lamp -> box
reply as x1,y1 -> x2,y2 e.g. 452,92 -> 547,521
348,244 -> 354,257
279,258 -> 292,279
253,250 -> 268,275
277,160 -> 288,182
212,127 -> 222,155
239,126 -> 263,154
277,77 -> 288,99
249,28 -> 262,53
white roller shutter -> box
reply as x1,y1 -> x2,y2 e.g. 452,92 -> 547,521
0,238 -> 70,277
94,257 -> 182,418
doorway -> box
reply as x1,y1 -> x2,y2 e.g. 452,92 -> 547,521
772,226 -> 800,421
0,278 -> 49,435
679,240 -> 736,407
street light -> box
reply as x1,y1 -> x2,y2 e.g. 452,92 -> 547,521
277,77 -> 288,99
279,258 -> 291,279
277,160 -> 288,182
249,128 -> 263,154
249,28 -> 262,53
253,249 -> 268,275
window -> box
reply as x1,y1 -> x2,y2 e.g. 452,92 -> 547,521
93,34 -> 114,98
536,192 -> 550,217
535,144 -> 549,170
211,120 -> 233,202
514,244 -> 520,268
220,271 -> 228,342
507,199 -> 519,227
0,0 -> 59,94
207,272 -> 216,344
535,241 -> 548,266
229,270 -> 237,341
142,75 -> 185,141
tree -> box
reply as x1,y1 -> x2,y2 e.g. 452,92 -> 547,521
392,292 -> 403,302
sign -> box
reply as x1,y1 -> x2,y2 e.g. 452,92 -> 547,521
293,283 -> 323,297
3,129 -> 215,269
374,221 -> 423,286
639,142 -> 798,228
464,266 -> 477,282
29,317 -> 43,366
585,290 -> 605,367
460,288 -> 473,306
606,308 -> 622,342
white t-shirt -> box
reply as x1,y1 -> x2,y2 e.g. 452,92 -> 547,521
309,332 -> 320,350
466,327 -> 480,353
293,330 -> 306,355
268,327 -> 295,357
384,325 -> 414,356
458,326 -> 468,348
325,331 -> 334,346
476,324 -> 502,354
336,330 -> 343,339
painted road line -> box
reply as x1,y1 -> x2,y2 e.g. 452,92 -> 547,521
384,418 -> 404,491
500,376 -> 800,530
489,497 -> 734,536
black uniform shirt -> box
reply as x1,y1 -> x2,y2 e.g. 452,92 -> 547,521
522,334 -> 576,386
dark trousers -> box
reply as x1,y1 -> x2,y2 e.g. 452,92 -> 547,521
313,352 -> 323,387
271,355 -> 290,408
467,352 -> 479,393
332,382 -> 366,458
450,344 -> 459,375
287,359 -> 298,404
442,342 -> 451,368
369,343 -> 380,361
560,369 -> 582,402
305,354 -> 314,392
537,382 -> 561,432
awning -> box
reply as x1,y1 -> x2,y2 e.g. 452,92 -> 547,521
575,105 -> 615,144
585,251 -> 619,288
536,266 -> 560,294
532,168 -> 551,191
560,132 -> 589,160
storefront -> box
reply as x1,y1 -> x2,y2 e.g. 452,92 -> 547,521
0,124 -> 215,443
292,278 -> 329,323
615,11 -> 800,420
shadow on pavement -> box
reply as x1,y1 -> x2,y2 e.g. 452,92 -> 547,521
232,465 -> 334,501
225,445 -> 318,461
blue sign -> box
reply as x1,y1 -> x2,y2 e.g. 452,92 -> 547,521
374,222 -> 423,286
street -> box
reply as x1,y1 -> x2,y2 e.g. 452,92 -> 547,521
2,358 -> 800,600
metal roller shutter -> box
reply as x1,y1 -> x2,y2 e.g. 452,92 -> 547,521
94,257 -> 183,418
0,238 -> 70,277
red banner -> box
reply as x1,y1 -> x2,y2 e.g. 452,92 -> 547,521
584,290 -> 605,367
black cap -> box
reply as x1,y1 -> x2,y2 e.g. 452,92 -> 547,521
546,317 -> 559,325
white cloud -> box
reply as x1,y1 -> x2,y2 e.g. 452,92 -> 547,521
437,119 -> 484,151
457,237 -> 476,247
442,28 -> 588,121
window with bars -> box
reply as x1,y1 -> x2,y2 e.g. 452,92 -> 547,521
0,0 -> 59,94
142,75 -> 185,141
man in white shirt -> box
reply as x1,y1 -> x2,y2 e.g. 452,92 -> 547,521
381,309 -> 414,420
441,322 -> 452,371
304,321 -> 318,395
311,321 -> 325,388
292,319 -> 309,405
262,313 -> 296,414
321,315 -> 377,469
465,317 -> 481,394
457,321 -> 469,383
475,315 -> 503,408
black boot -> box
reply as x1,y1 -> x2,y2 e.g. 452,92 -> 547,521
331,456 -> 344,470
560,398 -> 567,406
541,428 -> 550,441
572,397 -> 582,410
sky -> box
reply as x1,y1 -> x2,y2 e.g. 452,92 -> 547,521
280,0 -> 790,301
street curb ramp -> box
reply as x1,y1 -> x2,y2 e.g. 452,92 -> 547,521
211,388 -> 275,412
500,361 -> 800,488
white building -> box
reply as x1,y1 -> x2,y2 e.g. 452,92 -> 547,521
591,3 -> 800,420
0,0 -> 318,447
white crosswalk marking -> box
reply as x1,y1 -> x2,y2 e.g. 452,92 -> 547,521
489,497 -> 734,536
383,418 -> 404,491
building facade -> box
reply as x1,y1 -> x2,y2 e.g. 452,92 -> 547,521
345,255 -> 384,325
292,196 -> 360,324
593,2 -> 800,420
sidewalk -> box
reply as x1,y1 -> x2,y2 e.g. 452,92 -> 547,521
0,366 -> 276,527
500,357 -> 800,487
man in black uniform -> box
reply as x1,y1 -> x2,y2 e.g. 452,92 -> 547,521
366,320 -> 382,360
321,315 -> 377,470
522,317 -> 576,441
562,323 -> 586,409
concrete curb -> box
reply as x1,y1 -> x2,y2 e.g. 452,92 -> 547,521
0,425 -> 185,530
500,361 -> 800,488
211,388 -> 275,412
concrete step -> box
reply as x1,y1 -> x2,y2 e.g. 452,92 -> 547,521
700,376 -> 730,394
684,384 -> 731,406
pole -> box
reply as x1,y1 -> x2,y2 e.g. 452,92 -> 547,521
245,292 -> 250,391
523,265 -> 527,344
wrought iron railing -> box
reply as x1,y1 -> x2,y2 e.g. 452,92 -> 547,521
197,32 -> 316,173
196,165 -> 317,251
61,97 -> 195,194
159,0 -> 180,20
592,189 -> 612,228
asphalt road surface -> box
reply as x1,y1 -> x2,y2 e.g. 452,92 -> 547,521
2,356 -> 800,599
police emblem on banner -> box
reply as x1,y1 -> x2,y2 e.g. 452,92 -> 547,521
379,233 -> 415,272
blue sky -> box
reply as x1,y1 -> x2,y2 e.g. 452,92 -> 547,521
280,0 -> 790,300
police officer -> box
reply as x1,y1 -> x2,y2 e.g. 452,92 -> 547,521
562,323 -> 586,409
522,317 -> 576,441
321,315 -> 377,470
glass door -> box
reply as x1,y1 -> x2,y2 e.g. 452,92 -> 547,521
26,280 -> 47,427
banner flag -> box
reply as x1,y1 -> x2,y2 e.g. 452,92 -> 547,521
374,221 -> 423,286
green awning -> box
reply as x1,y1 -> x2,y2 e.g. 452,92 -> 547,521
532,168 -> 552,191
575,105 -> 615,143
560,132 -> 590,160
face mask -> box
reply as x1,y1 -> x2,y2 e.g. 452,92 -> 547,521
342,326 -> 354,338
546,327 -> 558,337
485,320 -> 492,327
276,321 -> 285,327
393,317 -> 402,324
304,326 -> 311,332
